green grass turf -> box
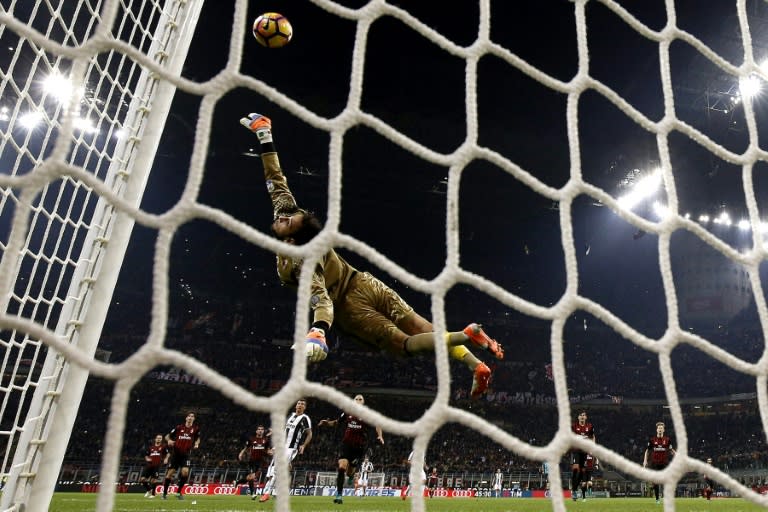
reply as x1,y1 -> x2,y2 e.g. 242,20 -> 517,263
46,495 -> 768,512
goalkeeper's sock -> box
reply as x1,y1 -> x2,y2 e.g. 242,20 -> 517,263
402,331 -> 470,355
248,480 -> 254,494
162,478 -> 170,496
448,345 -> 470,361
336,469 -> 346,494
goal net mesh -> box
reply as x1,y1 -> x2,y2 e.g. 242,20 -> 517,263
0,0 -> 767,510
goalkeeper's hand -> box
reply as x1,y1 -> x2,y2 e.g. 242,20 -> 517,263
304,327 -> 328,363
239,113 -> 272,143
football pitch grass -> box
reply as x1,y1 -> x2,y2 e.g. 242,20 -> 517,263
46,495 -> 768,512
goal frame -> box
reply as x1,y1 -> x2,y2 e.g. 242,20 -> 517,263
0,1 -> 204,510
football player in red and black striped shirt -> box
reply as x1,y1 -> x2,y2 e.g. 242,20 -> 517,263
570,410 -> 596,501
162,412 -> 201,500
643,421 -> 676,503
139,434 -> 168,497
318,394 -> 384,504
238,425 -> 271,498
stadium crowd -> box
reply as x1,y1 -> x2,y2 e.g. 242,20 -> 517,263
56,282 -> 768,485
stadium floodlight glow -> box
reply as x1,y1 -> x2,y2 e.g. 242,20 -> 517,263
714,211 -> 732,226
698,214 -> 710,223
42,72 -> 75,103
19,111 -> 43,130
737,219 -> 751,230
739,75 -> 762,99
652,200 -> 669,220
617,168 -> 662,211
113,127 -> 126,139
760,59 -> 768,77
73,117 -> 98,134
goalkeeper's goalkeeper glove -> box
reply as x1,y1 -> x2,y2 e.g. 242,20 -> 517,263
239,113 -> 272,143
305,327 -> 328,363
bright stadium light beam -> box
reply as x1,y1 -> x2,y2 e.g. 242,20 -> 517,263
617,168 -> 662,211
19,111 -> 43,130
73,117 -> 98,134
43,72 -> 74,103
652,200 -> 670,220
714,211 -> 732,226
740,75 -> 762,99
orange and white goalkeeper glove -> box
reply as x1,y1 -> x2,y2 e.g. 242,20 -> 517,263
305,327 -> 328,363
239,113 -> 272,143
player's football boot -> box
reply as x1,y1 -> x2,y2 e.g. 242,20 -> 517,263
470,362 -> 491,399
177,493 -> 183,500
463,323 -> 504,359
333,495 -> 343,504
259,493 -> 271,502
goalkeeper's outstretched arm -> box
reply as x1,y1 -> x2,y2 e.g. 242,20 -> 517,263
240,113 -> 330,363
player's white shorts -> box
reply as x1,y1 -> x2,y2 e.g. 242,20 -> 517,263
265,447 -> 298,478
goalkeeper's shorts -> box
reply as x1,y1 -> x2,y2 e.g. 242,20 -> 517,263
335,272 -> 415,354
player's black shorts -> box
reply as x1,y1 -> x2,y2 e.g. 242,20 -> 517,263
248,459 -> 267,475
140,465 -> 161,480
648,461 -> 669,471
570,451 -> 588,468
340,444 -> 366,467
168,451 -> 192,470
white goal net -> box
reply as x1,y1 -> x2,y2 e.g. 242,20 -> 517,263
2,0 -> 768,511
0,0 -> 203,510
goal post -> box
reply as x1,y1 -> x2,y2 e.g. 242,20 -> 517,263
313,471 -> 385,496
0,0 -> 204,510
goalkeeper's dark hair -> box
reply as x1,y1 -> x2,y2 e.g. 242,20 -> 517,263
272,208 -> 323,245
292,210 -> 323,245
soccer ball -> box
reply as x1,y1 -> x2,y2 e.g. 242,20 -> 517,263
252,12 -> 293,48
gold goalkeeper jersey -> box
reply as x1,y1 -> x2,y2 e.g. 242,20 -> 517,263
261,151 -> 358,328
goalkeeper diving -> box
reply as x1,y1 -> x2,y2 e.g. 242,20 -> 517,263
241,113 -> 505,398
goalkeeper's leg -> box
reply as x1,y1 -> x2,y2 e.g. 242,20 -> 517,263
397,314 -> 498,397
402,325 -> 503,359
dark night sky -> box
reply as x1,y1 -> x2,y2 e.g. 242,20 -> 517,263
110,0 -> 768,343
